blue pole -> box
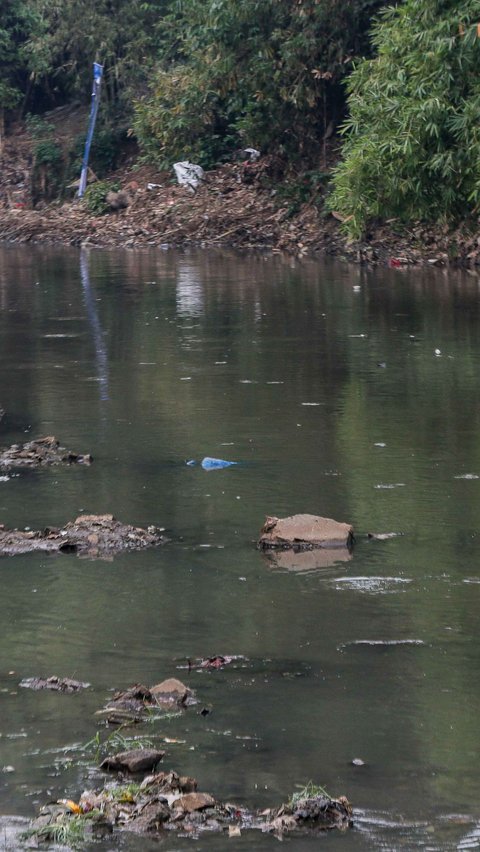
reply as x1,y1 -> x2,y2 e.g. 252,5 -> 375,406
78,62 -> 103,198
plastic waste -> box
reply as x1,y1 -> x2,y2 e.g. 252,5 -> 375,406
201,457 -> 237,470
173,162 -> 205,193
244,147 -> 260,162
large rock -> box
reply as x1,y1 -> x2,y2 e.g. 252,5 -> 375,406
258,514 -> 354,551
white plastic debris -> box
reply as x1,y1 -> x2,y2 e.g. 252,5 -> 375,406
173,161 -> 205,192
244,147 -> 260,162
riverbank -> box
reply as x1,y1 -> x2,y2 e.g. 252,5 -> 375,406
1,118 -> 479,267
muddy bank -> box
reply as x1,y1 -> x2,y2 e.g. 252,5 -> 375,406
1,124 -> 479,266
0,514 -> 167,558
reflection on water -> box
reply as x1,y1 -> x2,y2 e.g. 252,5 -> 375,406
80,249 -> 109,401
263,547 -> 352,572
0,246 -> 479,850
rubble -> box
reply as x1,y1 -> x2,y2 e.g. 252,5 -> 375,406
0,514 -> 167,558
19,676 -> 90,692
28,769 -> 352,843
96,680 -> 196,725
0,435 -> 92,468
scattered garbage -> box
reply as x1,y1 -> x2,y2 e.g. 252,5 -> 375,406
258,514 -> 354,551
19,676 -> 90,692
0,435 -> 92,468
173,162 -> 205,193
201,457 -> 237,470
367,532 -> 404,540
351,758 -> 365,767
187,457 -> 237,469
196,655 -> 246,670
244,148 -> 260,162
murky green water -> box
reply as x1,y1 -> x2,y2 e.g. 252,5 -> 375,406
0,245 -> 479,850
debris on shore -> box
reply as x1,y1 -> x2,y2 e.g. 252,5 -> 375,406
0,435 -> 92,468
95,679 -> 196,725
27,770 -> 352,843
0,514 -> 167,558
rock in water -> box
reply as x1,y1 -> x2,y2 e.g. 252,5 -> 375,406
258,514 -> 354,550
100,749 -> 165,774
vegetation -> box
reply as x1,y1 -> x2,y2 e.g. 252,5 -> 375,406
83,179 -> 120,214
329,0 -> 480,238
133,0 -> 385,168
1,0 -> 479,232
288,781 -> 331,808
82,726 -> 154,762
23,812 -> 98,847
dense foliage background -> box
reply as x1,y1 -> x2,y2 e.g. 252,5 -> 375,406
329,0 -> 480,237
2,0 -> 479,233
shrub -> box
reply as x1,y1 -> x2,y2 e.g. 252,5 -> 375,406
329,0 -> 480,238
83,180 -> 119,214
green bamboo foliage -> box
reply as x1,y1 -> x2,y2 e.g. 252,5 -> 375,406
133,0 -> 385,167
329,0 -> 480,238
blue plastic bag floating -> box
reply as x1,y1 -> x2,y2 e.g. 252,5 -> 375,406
201,457 -> 237,470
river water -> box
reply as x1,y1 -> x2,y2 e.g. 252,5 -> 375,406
0,245 -> 479,850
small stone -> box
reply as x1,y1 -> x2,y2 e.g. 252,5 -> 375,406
150,678 -> 192,705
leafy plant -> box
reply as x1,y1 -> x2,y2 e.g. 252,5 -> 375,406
23,812 -> 101,848
133,0 -> 386,168
82,724 -> 154,762
82,179 -> 119,214
329,0 -> 480,238
288,780 -> 332,808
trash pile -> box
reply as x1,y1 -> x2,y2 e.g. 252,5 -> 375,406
28,761 -> 352,843
0,514 -> 167,557
0,435 -> 92,468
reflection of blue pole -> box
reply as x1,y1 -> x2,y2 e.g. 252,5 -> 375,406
78,62 -> 103,198
80,248 -> 109,402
